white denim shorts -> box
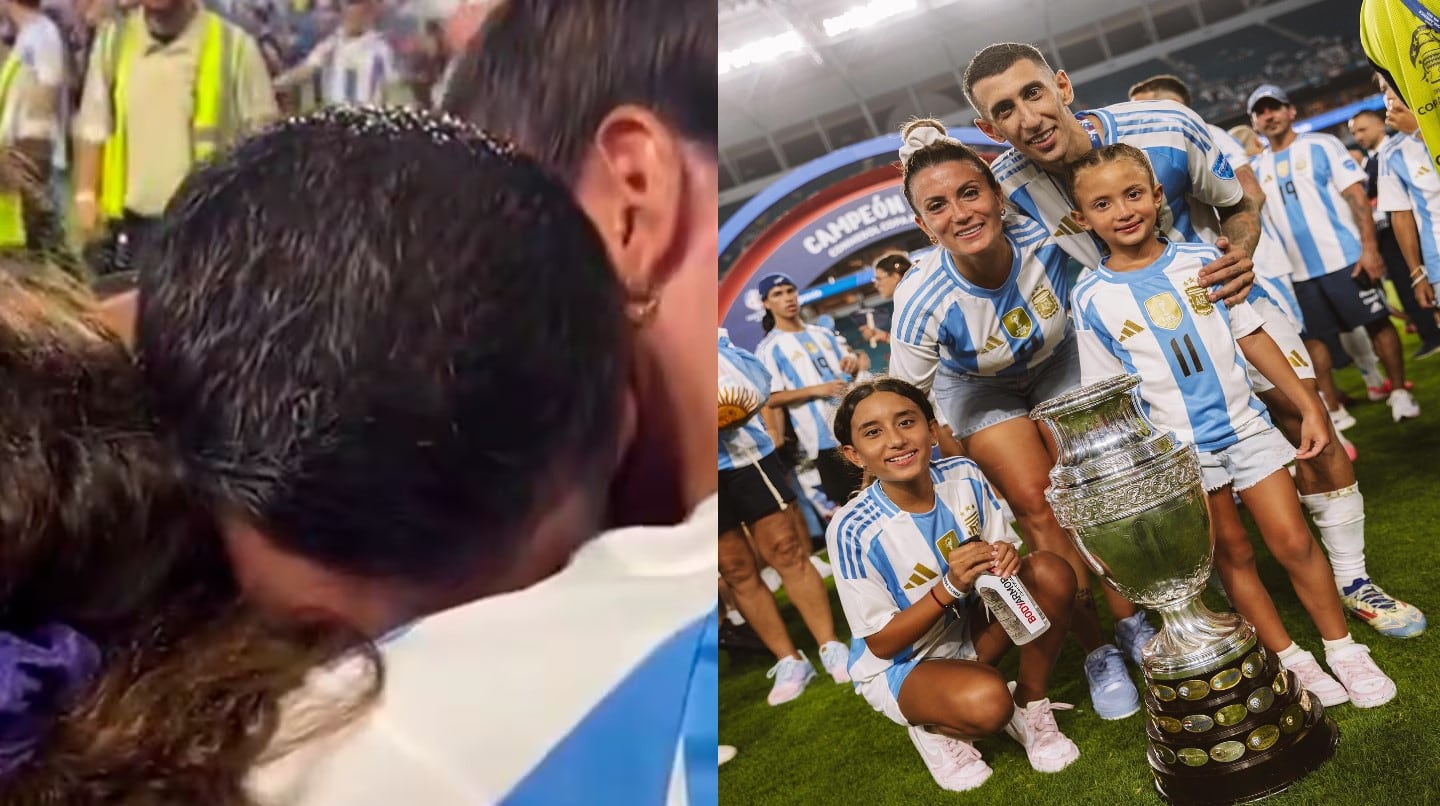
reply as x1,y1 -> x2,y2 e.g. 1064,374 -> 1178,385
1198,426 -> 1295,493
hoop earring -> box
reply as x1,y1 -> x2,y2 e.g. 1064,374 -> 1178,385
625,283 -> 660,328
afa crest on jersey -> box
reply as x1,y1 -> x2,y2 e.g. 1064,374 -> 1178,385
1145,292 -> 1184,330
1002,307 -> 1034,338
1278,162 -> 1290,179
1030,286 -> 1060,319
1211,152 -> 1235,180
1183,278 -> 1214,316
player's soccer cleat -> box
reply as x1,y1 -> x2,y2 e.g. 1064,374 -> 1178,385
1388,388 -> 1421,422
765,652 -> 816,705
907,725 -> 993,792
818,640 -> 851,683
1280,649 -> 1349,707
1005,682 -> 1080,773
1115,610 -> 1157,667
1084,644 -> 1140,720
1326,644 -> 1396,708
1337,430 -> 1358,462
719,745 -> 737,766
1341,579 -> 1427,638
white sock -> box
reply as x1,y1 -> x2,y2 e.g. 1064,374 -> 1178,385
1339,327 -> 1384,386
1276,642 -> 1304,662
1322,634 -> 1359,660
1299,483 -> 1368,592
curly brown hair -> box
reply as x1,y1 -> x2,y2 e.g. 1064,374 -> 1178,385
0,266 -> 378,804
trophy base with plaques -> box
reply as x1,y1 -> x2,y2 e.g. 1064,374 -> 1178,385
1031,375 -> 1339,805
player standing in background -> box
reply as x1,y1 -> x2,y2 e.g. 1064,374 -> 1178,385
1377,85 -> 1440,313
1350,106 -> 1440,359
718,329 -> 851,707
755,272 -> 865,507
1247,84 -> 1421,425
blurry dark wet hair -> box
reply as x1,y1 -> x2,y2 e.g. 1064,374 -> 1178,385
443,0 -> 716,183
138,106 -> 629,587
0,266 -> 376,802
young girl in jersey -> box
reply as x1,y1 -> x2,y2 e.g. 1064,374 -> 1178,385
827,377 -> 1079,793
1066,143 -> 1397,709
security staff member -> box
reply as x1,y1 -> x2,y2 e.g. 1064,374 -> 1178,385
72,0 -> 276,273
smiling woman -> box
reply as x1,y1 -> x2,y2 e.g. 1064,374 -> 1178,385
884,118 -> 1151,724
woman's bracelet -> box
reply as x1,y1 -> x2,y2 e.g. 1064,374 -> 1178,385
1413,273 -> 1429,288
940,571 -> 967,601
928,586 -> 947,609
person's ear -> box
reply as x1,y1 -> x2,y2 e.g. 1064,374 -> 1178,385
1055,69 -> 1075,106
571,105 -> 686,327
842,444 -> 865,470
975,117 -> 1005,145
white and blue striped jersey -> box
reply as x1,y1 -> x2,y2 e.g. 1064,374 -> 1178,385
888,216 -> 1074,390
756,324 -> 850,459
1249,133 -> 1370,281
826,457 -> 1009,694
1071,241 -> 1272,452
303,30 -> 399,106
719,331 -> 775,471
250,496 -> 719,806
991,100 -> 1244,268
1377,131 -> 1440,284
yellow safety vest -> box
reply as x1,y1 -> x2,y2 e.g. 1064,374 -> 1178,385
0,51 -> 29,247
98,10 -> 241,221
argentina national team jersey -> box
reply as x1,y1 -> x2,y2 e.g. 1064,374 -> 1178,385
1249,133 -> 1369,281
249,497 -> 719,806
888,217 -> 1073,389
826,457 -> 1009,694
756,325 -> 849,459
990,100 -> 1243,267
718,331 -> 775,471
1377,132 -> 1440,283
1071,241 -> 1272,452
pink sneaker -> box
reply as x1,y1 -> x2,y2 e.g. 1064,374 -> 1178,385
765,652 -> 816,706
1281,649 -> 1348,707
907,725 -> 993,792
818,640 -> 851,684
1005,691 -> 1080,772
1326,644 -> 1397,708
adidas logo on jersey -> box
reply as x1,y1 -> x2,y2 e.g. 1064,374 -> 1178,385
1052,215 -> 1086,237
1288,350 -> 1310,368
902,563 -> 939,590
1118,319 -> 1146,341
979,335 -> 1006,353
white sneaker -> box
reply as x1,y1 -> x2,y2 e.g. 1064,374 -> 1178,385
1280,649 -> 1349,707
906,724 -> 993,792
1329,405 -> 1357,432
765,652 -> 816,705
760,566 -> 782,592
818,640 -> 851,683
1326,644 -> 1397,708
810,554 -> 832,580
1005,684 -> 1080,773
719,745 -> 737,766
1388,388 -> 1421,422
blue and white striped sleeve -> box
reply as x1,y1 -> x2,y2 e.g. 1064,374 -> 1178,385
888,278 -> 942,393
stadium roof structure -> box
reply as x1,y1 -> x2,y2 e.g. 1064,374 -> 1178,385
719,0 -> 1340,204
